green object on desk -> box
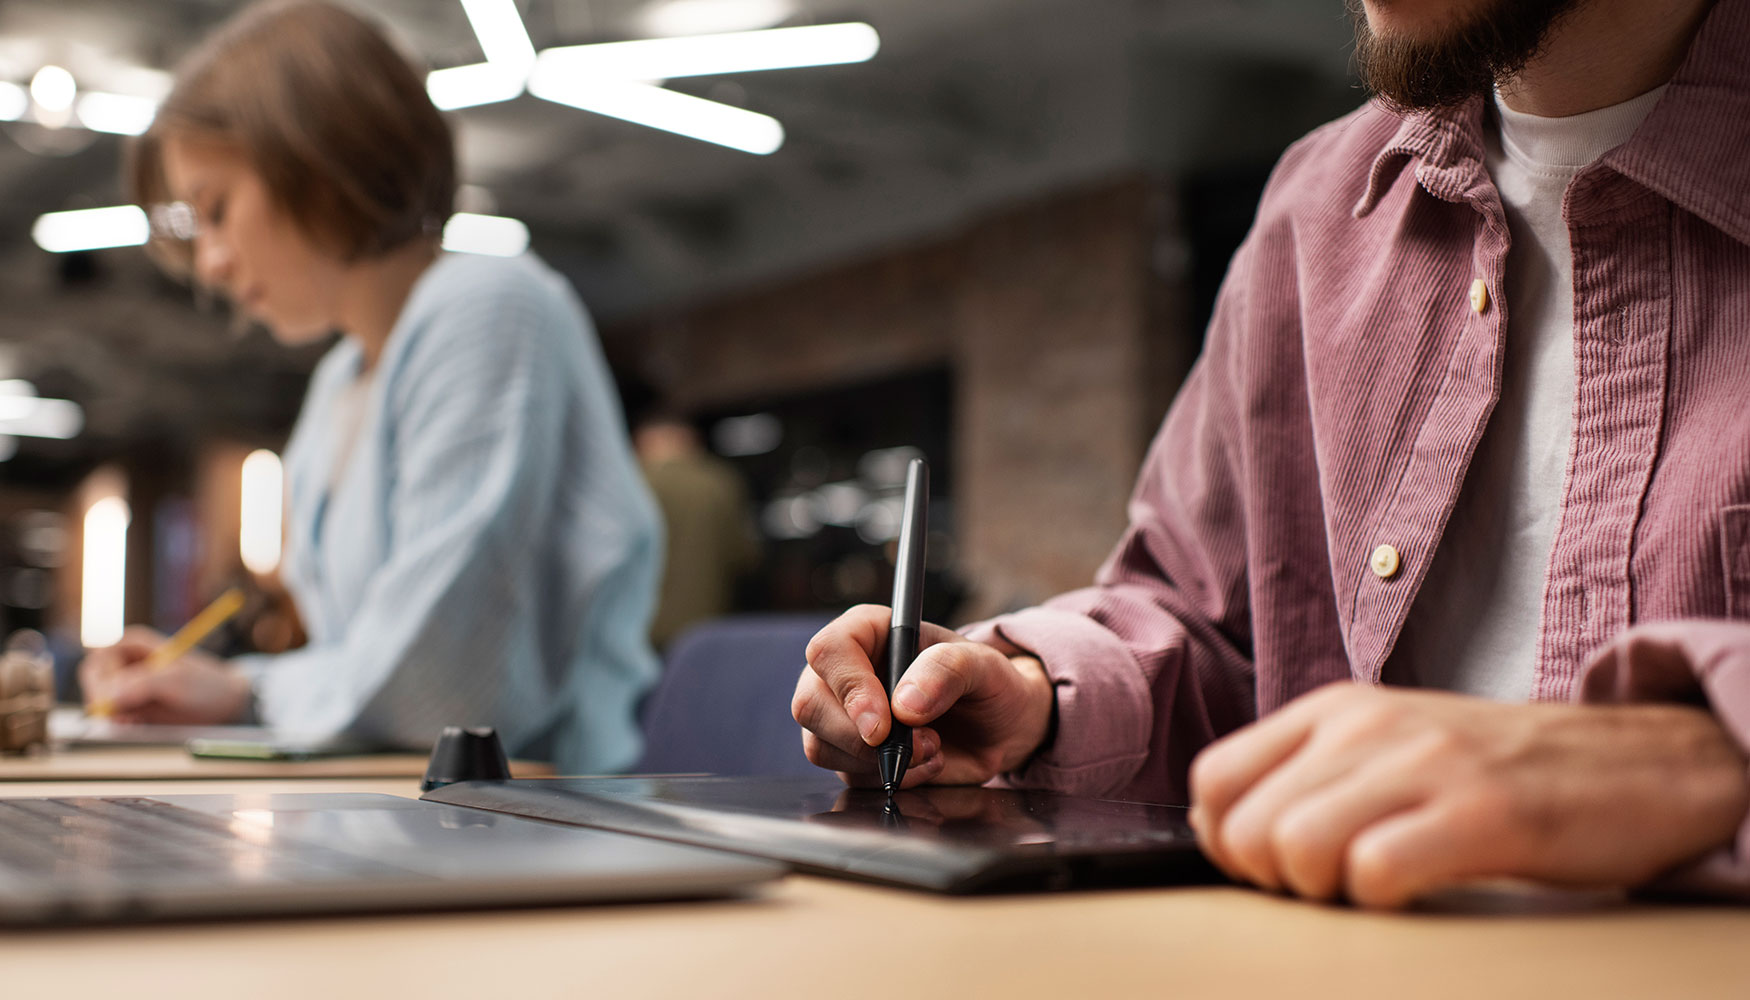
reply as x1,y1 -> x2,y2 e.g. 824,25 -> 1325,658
186,736 -> 379,761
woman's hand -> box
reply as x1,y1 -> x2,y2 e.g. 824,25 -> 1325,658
79,625 -> 253,725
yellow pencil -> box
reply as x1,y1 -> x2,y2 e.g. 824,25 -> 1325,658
88,587 -> 247,718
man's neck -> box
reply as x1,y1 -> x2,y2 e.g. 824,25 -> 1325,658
1498,0 -> 1715,116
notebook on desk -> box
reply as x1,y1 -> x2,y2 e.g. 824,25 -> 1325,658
48,706 -> 282,748
0,792 -> 782,924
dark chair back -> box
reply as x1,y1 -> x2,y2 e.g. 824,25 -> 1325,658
634,613 -> 833,776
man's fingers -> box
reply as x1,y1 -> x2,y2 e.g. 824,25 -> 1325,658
831,743 -> 947,789
804,605 -> 896,744
1189,716 -> 1314,867
1189,685 -> 1362,838
889,641 -> 993,726
1266,766 -> 1432,902
1343,794 -> 1512,909
793,668 -> 873,753
802,720 -> 941,775
1204,710 -> 1419,892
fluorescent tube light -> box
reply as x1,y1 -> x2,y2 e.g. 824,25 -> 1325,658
81,495 -> 130,649
426,61 -> 526,110
461,0 -> 537,72
529,77 -> 783,154
639,0 -> 795,37
32,205 -> 150,253
0,396 -> 84,439
30,65 -> 76,113
75,91 -> 158,135
240,449 -> 284,575
0,81 -> 27,122
442,213 -> 530,257
534,22 -> 878,82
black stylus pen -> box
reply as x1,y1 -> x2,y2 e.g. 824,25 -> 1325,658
878,457 -> 929,795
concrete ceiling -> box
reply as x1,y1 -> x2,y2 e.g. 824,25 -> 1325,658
0,0 -> 1361,485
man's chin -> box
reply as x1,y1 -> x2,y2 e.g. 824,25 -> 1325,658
1349,0 -> 1584,111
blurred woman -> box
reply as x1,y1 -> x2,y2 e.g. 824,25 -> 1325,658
79,0 -> 663,773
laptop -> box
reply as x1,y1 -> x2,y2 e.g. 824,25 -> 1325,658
423,775 -> 1222,893
0,791 -> 782,924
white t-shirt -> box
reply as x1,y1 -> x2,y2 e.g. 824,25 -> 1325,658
1392,85 -> 1666,700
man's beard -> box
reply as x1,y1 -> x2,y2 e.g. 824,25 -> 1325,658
1349,0 -> 1584,111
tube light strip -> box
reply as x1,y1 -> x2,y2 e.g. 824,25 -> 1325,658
0,81 -> 26,122
32,205 -> 150,253
442,213 -> 531,257
461,0 -> 537,72
81,495 -> 130,650
528,77 -> 783,155
240,449 -> 284,575
427,0 -> 537,110
639,0 -> 795,38
75,91 -> 158,135
534,22 -> 879,82
426,61 -> 527,110
0,396 -> 84,439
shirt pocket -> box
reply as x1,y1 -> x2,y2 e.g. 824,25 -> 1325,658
1723,505 -> 1750,620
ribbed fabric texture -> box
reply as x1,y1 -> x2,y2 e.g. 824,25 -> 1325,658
235,252 -> 663,774
967,0 -> 1750,857
1394,86 -> 1666,702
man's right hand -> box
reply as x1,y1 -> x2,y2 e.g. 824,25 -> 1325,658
792,604 -> 1056,789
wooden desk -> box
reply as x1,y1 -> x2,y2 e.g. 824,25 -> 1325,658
0,776 -> 1744,1000
0,747 -> 551,782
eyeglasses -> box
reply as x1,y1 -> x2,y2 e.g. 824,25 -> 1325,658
149,201 -> 199,242
144,201 -> 200,276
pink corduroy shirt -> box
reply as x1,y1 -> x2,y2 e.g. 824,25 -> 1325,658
969,0 -> 1750,892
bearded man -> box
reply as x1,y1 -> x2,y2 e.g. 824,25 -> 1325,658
793,0 -> 1750,906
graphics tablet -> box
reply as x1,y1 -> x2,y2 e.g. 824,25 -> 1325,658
422,775 -> 1222,893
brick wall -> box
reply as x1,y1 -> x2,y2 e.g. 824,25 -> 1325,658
610,174 -> 1195,622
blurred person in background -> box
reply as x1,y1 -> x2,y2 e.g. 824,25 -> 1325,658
78,0 -> 663,773
796,0 -> 1750,907
632,408 -> 760,651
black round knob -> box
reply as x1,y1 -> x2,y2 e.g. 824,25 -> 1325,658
421,725 -> 512,792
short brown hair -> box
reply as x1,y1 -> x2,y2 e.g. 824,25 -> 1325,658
131,0 -> 455,272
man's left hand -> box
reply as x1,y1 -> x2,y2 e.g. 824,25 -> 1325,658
1187,684 -> 1750,908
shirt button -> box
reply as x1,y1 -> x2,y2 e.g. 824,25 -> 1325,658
1369,544 -> 1401,580
1469,278 -> 1490,313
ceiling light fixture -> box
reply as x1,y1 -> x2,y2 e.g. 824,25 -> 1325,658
0,395 -> 85,440
535,22 -> 879,82
0,81 -> 27,122
426,61 -> 527,111
460,0 -> 537,72
442,212 -> 531,257
239,449 -> 284,575
638,0 -> 795,38
81,494 -> 130,650
31,205 -> 150,253
74,91 -> 158,135
29,65 -> 76,113
528,77 -> 783,155
427,0 -> 537,110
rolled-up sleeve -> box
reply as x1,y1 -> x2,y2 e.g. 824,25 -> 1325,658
1578,621 -> 1750,897
961,237 -> 1271,804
